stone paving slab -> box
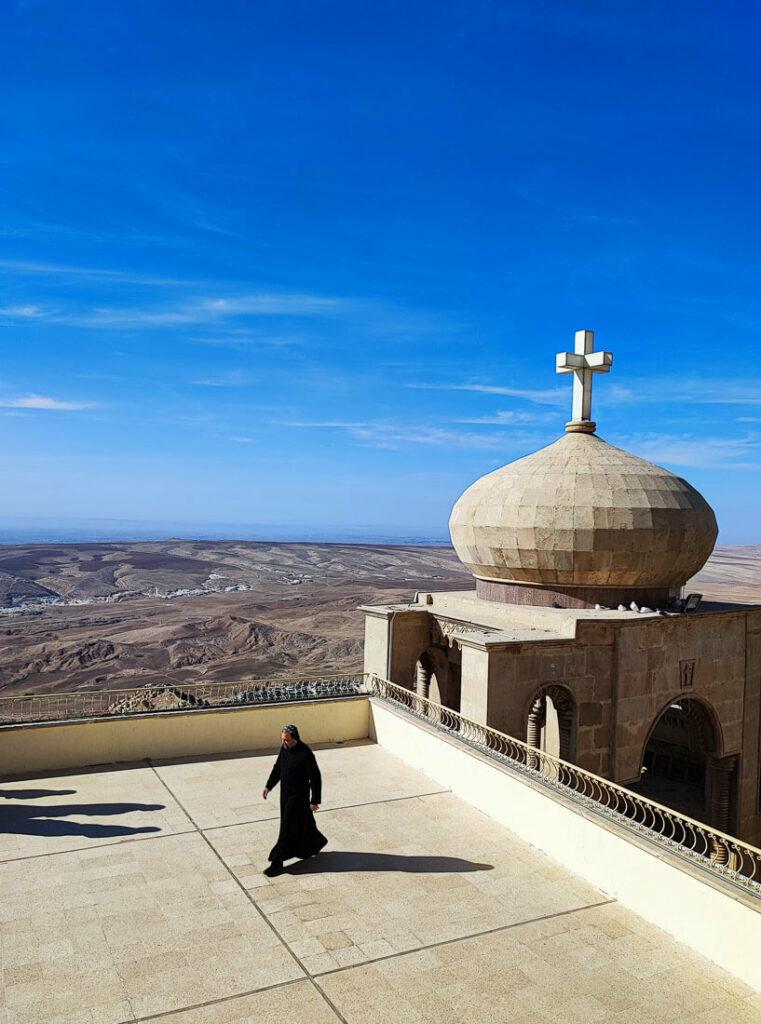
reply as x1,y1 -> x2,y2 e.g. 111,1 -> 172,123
151,980 -> 341,1023
0,831 -> 303,1024
206,791 -> 604,975
0,765 -> 190,861
318,902 -> 761,1024
153,740 -> 446,830
1,743 -> 758,1024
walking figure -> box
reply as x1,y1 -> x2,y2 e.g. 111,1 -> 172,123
262,724 -> 327,877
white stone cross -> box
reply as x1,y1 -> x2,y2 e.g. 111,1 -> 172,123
556,329 -> 613,424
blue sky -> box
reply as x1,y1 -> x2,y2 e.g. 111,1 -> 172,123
2,1 -> 760,542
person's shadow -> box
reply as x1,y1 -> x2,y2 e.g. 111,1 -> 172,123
0,788 -> 77,800
286,851 -> 493,874
0,790 -> 165,839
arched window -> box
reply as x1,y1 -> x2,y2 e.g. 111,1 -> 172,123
413,646 -> 461,713
526,685 -> 576,762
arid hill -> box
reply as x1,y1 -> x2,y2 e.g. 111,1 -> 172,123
0,540 -> 757,697
0,541 -> 470,695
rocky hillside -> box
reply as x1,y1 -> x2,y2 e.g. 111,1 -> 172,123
0,541 -> 469,694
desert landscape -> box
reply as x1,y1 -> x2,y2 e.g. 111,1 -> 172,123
0,541 -> 471,695
0,540 -> 759,697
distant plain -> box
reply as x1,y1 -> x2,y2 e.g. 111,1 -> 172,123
0,541 -> 758,696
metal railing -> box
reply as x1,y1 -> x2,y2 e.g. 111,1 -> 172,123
0,675 -> 367,725
1,670 -> 759,895
366,674 -> 761,897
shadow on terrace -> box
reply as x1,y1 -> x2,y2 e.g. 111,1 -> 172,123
0,791 -> 164,839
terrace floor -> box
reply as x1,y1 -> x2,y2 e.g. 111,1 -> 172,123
1,740 -> 760,1024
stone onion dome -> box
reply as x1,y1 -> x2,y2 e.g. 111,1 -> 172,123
449,331 -> 718,609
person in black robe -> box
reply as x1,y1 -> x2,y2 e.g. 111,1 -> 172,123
262,723 -> 327,877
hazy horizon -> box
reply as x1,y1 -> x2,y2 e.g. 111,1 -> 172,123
0,516 -> 451,548
1,515 -> 758,550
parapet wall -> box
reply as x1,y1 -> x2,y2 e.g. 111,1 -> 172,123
0,696 -> 370,775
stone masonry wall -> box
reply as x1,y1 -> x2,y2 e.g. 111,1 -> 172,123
483,625 -> 617,776
479,609 -> 761,843
367,601 -> 761,843
611,611 -> 749,785
740,612 -> 761,846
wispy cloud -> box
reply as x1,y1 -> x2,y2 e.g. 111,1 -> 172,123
192,370 -> 255,388
454,409 -> 550,425
408,382 -> 566,406
190,331 -> 305,350
0,259 -> 185,286
0,305 -> 43,319
285,419 -> 527,450
230,436 -> 256,444
614,432 -> 761,469
73,294 -> 344,327
515,183 -> 639,228
0,394 -> 98,411
675,382 -> 761,406
157,411 -> 217,427
604,378 -> 761,408
410,376 -> 761,410
0,293 -> 346,329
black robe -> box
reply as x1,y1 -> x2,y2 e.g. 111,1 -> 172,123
266,741 -> 327,863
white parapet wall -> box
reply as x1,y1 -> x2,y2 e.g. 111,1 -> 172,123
369,698 -> 761,992
0,697 -> 371,776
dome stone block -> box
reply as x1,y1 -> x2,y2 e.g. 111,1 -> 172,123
449,431 -> 718,600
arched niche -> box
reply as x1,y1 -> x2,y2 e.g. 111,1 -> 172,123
413,645 -> 462,713
525,684 -> 576,762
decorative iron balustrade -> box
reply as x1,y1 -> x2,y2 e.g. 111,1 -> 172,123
0,675 -> 367,725
366,674 -> 761,897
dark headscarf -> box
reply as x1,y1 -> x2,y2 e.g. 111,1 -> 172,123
283,723 -> 300,742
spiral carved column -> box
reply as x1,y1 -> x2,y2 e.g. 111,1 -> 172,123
708,755 -> 737,865
557,709 -> 574,762
416,663 -> 430,700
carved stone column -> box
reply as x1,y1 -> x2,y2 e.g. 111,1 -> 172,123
557,710 -> 574,762
707,755 -> 737,865
416,663 -> 430,700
